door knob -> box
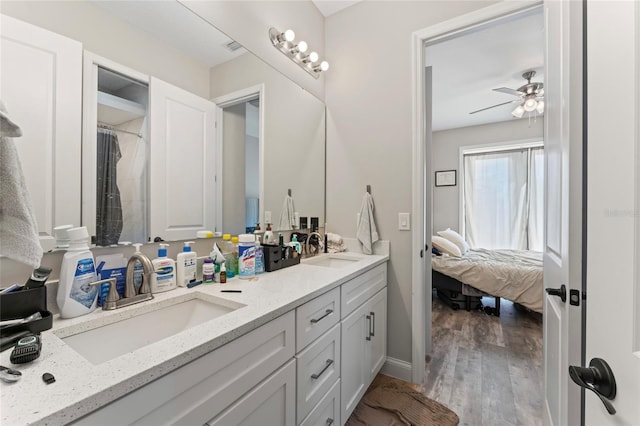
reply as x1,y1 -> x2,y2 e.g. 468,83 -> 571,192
569,358 -> 617,415
545,284 -> 566,303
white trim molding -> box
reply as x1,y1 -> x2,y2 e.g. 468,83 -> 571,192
381,357 -> 413,383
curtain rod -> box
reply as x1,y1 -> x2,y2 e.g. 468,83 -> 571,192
98,122 -> 142,138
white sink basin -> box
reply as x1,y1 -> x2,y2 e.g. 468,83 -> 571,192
59,296 -> 243,365
303,254 -> 362,268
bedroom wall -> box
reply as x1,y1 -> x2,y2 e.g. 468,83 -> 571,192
432,118 -> 544,234
324,0 -> 498,372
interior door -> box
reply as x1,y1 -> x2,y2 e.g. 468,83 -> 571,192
542,1 -> 583,425
579,1 -> 640,424
149,77 -> 217,241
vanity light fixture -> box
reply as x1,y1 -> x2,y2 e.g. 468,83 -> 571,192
269,27 -> 329,79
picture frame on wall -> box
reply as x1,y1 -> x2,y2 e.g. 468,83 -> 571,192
435,170 -> 457,187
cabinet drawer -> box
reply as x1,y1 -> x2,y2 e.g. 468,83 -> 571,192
207,359 -> 296,426
296,287 -> 340,352
75,311 -> 295,426
299,379 -> 340,426
341,263 -> 387,318
296,323 -> 341,424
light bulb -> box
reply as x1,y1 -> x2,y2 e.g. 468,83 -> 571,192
308,51 -> 319,63
524,97 -> 538,112
319,61 -> 329,71
283,29 -> 295,42
536,100 -> 545,114
512,105 -> 525,118
297,41 -> 308,53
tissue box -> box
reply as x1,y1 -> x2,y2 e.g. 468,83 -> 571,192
0,286 -> 53,337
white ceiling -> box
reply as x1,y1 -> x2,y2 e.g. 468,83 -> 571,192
312,0 -> 363,17
426,8 -> 544,132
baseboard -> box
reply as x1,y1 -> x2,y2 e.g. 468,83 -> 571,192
381,356 -> 413,383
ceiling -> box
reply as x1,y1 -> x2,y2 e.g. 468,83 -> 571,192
312,0 -> 363,17
426,8 -> 544,132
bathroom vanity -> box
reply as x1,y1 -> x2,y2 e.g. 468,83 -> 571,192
0,248 -> 388,426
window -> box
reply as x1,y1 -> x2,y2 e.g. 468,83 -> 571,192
462,144 -> 543,251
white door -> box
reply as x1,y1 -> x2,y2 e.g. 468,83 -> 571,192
542,1 -> 583,425
0,14 -> 82,249
149,77 -> 217,241
581,1 -> 640,424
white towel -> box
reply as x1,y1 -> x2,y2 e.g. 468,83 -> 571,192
356,192 -> 379,255
277,195 -> 296,230
0,100 -> 42,267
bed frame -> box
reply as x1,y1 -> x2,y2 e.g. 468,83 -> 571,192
432,270 -> 501,316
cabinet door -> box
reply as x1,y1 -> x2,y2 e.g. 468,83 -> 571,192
367,288 -> 387,379
340,300 -> 369,423
207,359 -> 296,426
1,14 -> 82,248
149,77 -> 217,241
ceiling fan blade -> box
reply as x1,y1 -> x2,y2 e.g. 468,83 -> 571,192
493,87 -> 524,97
469,100 -> 518,115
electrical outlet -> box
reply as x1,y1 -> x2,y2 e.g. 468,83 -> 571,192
398,213 -> 410,230
264,211 -> 272,223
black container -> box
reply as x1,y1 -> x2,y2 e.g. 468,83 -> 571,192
0,286 -> 53,337
263,245 -> 301,272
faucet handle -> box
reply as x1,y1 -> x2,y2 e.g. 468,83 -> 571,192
88,278 -> 119,310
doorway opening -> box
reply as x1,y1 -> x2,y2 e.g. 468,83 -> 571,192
411,3 -> 545,425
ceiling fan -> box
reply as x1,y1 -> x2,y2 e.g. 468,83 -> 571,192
469,70 -> 544,117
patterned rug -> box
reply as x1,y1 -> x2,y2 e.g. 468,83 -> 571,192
346,374 -> 459,426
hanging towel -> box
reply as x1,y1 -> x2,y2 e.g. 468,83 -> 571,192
278,194 -> 296,230
356,192 -> 379,255
0,100 -> 42,268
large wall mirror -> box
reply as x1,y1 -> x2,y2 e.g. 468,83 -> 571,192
1,0 -> 325,246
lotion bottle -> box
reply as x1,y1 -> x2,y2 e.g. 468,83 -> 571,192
151,243 -> 176,293
57,226 -> 98,318
176,241 -> 197,287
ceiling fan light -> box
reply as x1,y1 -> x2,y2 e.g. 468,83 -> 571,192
536,100 -> 545,114
512,105 -> 525,118
524,97 -> 538,112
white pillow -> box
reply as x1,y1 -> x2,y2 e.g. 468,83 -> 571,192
432,235 -> 462,257
437,228 -> 470,254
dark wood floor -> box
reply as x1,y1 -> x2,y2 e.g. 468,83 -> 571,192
423,293 -> 543,426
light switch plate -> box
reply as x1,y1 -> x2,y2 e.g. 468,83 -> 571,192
398,213 -> 410,230
264,211 -> 272,223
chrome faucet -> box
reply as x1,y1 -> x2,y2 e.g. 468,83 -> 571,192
307,232 -> 324,256
89,252 -> 155,311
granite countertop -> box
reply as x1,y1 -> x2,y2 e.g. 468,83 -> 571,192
1,245 -> 388,426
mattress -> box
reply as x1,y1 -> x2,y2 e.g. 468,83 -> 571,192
431,248 -> 543,313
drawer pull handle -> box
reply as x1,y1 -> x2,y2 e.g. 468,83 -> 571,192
310,309 -> 333,324
311,359 -> 334,379
326,418 -> 334,426
366,315 -> 372,340
370,311 -> 375,337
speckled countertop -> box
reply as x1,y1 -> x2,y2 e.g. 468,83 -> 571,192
1,245 -> 388,426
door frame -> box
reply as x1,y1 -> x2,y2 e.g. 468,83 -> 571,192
410,0 -> 543,384
213,84 -> 265,234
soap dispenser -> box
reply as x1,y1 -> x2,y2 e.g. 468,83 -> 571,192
176,241 -> 197,287
151,243 -> 176,293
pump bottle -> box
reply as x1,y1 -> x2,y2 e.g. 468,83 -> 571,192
176,241 -> 197,287
151,243 -> 176,293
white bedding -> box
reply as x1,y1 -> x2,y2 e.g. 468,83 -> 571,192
432,248 -> 544,313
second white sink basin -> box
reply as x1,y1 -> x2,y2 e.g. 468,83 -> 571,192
59,296 -> 243,365
303,254 -> 362,268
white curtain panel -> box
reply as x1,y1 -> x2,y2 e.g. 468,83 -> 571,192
464,149 -> 529,250
527,147 -> 544,251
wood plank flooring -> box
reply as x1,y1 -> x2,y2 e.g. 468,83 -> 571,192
423,293 -> 543,426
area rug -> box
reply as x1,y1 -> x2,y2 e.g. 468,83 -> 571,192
345,374 -> 459,426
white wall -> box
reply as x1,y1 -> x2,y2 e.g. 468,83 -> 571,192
432,118 -> 544,233
324,0 -> 497,367
0,1 -> 210,98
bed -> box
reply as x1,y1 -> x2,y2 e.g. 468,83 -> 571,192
431,248 -> 544,316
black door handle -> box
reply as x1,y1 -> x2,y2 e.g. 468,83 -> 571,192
569,358 -> 617,415
546,284 -> 567,303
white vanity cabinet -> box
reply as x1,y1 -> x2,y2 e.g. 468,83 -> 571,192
74,312 -> 295,426
340,263 -> 387,423
0,14 -> 82,248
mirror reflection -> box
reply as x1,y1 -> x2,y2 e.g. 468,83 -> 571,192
1,0 -> 325,247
